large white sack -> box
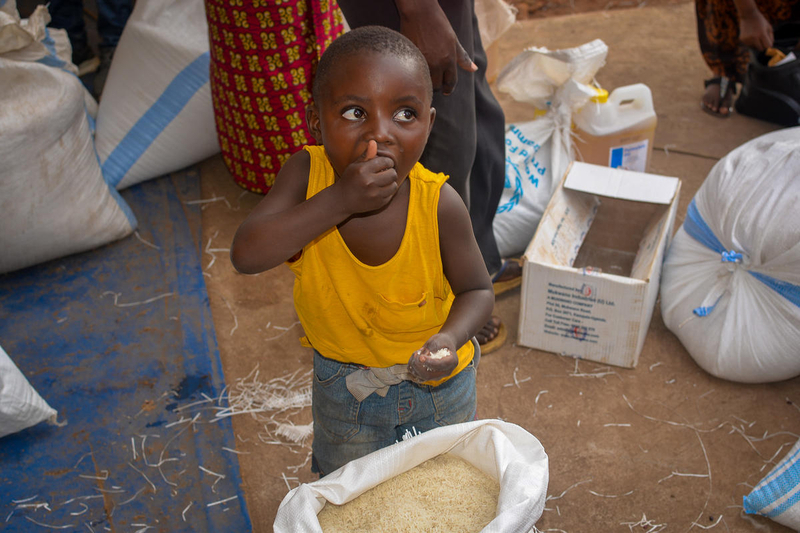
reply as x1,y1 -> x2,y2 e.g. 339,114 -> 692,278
274,419 -> 549,533
492,40 -> 607,258
0,2 -> 98,116
0,344 -> 58,439
660,127 -> 800,383
95,0 -> 217,190
0,57 -> 136,274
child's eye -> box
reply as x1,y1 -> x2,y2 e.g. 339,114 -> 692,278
394,109 -> 416,122
342,107 -> 365,121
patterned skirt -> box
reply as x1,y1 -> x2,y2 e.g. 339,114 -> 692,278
205,0 -> 345,194
695,0 -> 800,82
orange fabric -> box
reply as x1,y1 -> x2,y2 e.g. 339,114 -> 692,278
205,0 -> 345,193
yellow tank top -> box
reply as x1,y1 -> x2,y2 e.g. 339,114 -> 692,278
289,146 -> 474,384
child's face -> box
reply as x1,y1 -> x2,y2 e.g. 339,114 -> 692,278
307,50 -> 435,184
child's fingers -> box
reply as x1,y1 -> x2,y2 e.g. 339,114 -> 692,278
363,139 -> 378,161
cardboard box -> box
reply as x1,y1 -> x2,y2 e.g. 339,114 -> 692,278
518,162 -> 681,368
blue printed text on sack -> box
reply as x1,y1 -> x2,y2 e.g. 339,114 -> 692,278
507,126 -> 547,185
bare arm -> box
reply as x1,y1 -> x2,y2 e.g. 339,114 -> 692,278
408,183 -> 494,381
230,141 -> 397,274
734,0 -> 773,50
394,0 -> 477,95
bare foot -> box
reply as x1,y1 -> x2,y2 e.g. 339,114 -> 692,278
701,81 -> 734,117
475,316 -> 502,345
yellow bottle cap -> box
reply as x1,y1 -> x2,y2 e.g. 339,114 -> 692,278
590,87 -> 609,103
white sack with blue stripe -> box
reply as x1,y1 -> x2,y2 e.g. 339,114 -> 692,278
660,127 -> 800,383
743,437 -> 800,529
95,0 -> 217,191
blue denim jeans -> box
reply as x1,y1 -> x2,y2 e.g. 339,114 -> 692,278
311,349 -> 478,476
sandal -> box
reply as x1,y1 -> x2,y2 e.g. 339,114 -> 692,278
492,258 -> 523,296
701,76 -> 737,117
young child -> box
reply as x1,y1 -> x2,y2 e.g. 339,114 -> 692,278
230,26 -> 494,476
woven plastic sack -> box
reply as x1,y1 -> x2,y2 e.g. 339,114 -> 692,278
660,127 -> 800,383
0,2 -> 98,117
0,344 -> 58,439
274,419 -> 549,532
743,437 -> 800,529
0,58 -> 135,274
95,0 -> 217,190
492,39 -> 607,258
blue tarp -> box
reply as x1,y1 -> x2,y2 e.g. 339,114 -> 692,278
0,169 -> 251,532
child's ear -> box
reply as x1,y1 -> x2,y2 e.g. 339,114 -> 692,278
306,105 -> 322,143
427,107 -> 436,136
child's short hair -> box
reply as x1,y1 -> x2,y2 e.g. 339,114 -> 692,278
312,25 -> 433,105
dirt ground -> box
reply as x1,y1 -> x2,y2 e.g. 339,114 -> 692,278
193,2 -> 799,533
515,0 -> 688,18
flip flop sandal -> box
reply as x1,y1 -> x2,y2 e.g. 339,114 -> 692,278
479,320 -> 508,355
701,76 -> 736,117
492,258 -> 522,296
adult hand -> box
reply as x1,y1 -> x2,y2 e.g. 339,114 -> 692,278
397,1 -> 477,95
336,140 -> 398,214
407,334 -> 458,383
739,8 -> 773,50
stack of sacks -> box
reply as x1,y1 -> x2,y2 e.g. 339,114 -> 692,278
95,0 -> 218,190
660,127 -> 800,383
0,2 -> 135,275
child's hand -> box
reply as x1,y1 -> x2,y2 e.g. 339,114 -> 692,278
407,336 -> 458,383
337,140 -> 399,214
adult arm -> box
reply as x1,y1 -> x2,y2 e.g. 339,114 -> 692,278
408,183 -> 494,381
734,0 -> 773,51
230,141 -> 397,274
394,0 -> 477,95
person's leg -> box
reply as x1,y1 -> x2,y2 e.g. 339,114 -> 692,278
311,352 -> 400,476
95,0 -> 133,49
695,0 -> 748,115
467,12 -> 505,277
92,0 -> 134,98
47,0 -> 92,65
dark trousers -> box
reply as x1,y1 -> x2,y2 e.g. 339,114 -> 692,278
48,0 -> 133,50
336,0 -> 506,274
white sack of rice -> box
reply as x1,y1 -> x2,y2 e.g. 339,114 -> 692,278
317,453 -> 499,532
274,419 -> 549,533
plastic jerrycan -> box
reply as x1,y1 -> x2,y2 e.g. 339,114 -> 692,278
572,84 -> 657,173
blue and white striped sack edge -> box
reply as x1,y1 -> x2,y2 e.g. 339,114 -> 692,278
94,0 -> 219,191
744,438 -> 800,529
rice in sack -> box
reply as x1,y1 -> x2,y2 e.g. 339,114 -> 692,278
317,454 -> 499,532
274,420 -> 549,533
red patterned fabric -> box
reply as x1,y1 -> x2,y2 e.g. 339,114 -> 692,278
205,0 -> 345,194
